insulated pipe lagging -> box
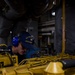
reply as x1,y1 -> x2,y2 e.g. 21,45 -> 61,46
60,59 -> 75,69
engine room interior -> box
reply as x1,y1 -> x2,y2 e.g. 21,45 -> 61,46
0,0 -> 75,75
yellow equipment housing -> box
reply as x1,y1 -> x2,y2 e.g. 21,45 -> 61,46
0,53 -> 75,75
0,52 -> 18,68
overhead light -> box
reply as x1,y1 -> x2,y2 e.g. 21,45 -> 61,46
52,11 -> 55,16
53,1 -> 56,5
10,31 -> 12,34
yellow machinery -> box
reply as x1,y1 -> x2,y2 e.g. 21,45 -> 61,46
0,44 -> 18,68
0,52 -> 18,67
0,53 -> 75,75
1,44 -> 75,75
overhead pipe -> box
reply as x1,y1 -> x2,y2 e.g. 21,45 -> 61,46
2,0 -> 26,20
35,0 -> 54,18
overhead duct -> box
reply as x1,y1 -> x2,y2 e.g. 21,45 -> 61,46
0,0 -> 60,19
1,0 -> 26,20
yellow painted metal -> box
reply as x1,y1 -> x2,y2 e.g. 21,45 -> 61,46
12,55 -> 18,66
44,62 -> 64,74
65,67 -> 75,75
0,52 -> 75,75
44,73 -> 64,75
0,44 -> 7,47
16,68 -> 33,75
2,68 -> 16,75
0,55 -> 12,67
0,53 -> 18,68
29,65 -> 47,75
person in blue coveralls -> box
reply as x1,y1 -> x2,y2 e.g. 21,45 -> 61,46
8,31 -> 40,63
